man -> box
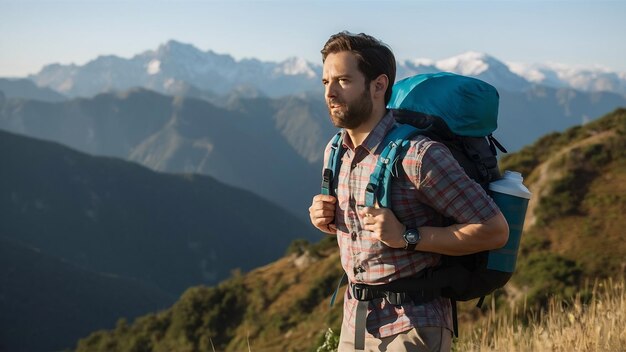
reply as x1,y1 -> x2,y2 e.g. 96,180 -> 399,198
308,32 -> 509,352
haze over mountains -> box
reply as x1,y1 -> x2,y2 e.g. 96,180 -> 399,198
2,40 -> 626,218
22,40 -> 626,98
0,89 -> 331,217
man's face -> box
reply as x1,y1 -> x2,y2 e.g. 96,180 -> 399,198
322,51 -> 373,129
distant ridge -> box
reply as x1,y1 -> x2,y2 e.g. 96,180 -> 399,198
0,77 -> 67,102
22,40 -> 626,98
29,40 -> 322,98
0,88 -> 329,217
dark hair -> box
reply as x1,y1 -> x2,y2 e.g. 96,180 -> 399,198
321,31 -> 396,105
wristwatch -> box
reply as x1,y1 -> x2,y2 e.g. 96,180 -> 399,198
403,228 -> 421,251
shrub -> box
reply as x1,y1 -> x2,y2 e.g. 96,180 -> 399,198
514,252 -> 582,307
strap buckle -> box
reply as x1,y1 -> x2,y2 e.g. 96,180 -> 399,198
365,183 -> 377,194
321,169 -> 333,195
384,291 -> 409,306
351,284 -> 372,301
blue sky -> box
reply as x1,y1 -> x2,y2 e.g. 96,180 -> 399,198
1,0 -> 625,77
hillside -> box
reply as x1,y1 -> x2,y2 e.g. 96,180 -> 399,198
75,237 -> 343,352
74,109 -> 626,351
455,278 -> 626,351
0,129 -> 317,295
499,108 -> 626,304
0,237 -> 173,352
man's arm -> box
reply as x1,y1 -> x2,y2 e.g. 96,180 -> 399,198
360,138 -> 509,255
360,207 -> 508,255
418,211 -> 509,255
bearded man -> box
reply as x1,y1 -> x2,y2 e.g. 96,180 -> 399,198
309,32 -> 508,352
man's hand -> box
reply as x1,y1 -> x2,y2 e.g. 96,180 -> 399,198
309,194 -> 338,235
359,206 -> 406,248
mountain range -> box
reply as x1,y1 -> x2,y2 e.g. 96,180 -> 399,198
1,81 -> 625,218
0,89 -> 333,218
28,40 -> 321,99
21,40 -> 626,99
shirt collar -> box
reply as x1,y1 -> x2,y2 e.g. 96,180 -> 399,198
341,110 -> 395,155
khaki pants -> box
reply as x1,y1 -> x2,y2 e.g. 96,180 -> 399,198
338,325 -> 452,352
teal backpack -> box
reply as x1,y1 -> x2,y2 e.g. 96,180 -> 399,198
322,72 -> 512,337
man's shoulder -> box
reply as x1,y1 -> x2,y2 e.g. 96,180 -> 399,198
404,134 -> 450,160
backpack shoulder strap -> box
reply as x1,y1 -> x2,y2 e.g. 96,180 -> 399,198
321,131 -> 344,197
365,124 -> 420,208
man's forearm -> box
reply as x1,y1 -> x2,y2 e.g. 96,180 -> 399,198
416,212 -> 509,256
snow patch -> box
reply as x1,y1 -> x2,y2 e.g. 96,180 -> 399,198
436,51 -> 489,75
408,58 -> 435,66
275,57 -> 317,78
508,62 -> 546,83
147,59 -> 161,75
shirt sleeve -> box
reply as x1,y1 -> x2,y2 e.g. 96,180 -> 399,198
414,141 -> 499,224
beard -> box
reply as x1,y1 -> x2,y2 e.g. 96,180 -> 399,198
327,87 -> 373,129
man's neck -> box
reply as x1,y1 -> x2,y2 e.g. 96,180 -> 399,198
346,107 -> 387,147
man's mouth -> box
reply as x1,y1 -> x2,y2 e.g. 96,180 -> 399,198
329,102 -> 344,109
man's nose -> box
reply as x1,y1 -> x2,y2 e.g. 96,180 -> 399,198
325,81 -> 338,99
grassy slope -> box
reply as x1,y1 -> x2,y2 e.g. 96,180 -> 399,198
455,278 -> 626,351
499,108 -> 626,305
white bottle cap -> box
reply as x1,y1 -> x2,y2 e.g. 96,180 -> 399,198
489,171 -> 532,199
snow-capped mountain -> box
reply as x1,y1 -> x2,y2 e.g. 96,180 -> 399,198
397,52 -> 532,92
25,40 -> 626,98
274,57 -> 317,78
507,62 -> 626,96
29,40 -> 322,98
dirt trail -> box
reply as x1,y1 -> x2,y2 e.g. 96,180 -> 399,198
523,130 -> 616,229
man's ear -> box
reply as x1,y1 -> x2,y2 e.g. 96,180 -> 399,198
372,74 -> 389,99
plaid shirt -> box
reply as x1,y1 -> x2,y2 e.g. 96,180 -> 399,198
324,111 -> 499,338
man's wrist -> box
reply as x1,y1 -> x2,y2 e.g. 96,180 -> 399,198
402,227 -> 421,251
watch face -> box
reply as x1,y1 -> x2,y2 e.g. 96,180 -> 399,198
405,231 -> 419,244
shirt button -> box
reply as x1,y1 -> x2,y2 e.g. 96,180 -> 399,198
351,163 -> 357,169
351,232 -> 357,241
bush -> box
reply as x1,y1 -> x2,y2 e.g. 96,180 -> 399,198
313,328 -> 340,352
515,252 -> 582,307
295,271 -> 343,314
286,238 -> 311,256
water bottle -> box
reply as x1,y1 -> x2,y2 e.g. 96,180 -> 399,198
487,171 -> 532,273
